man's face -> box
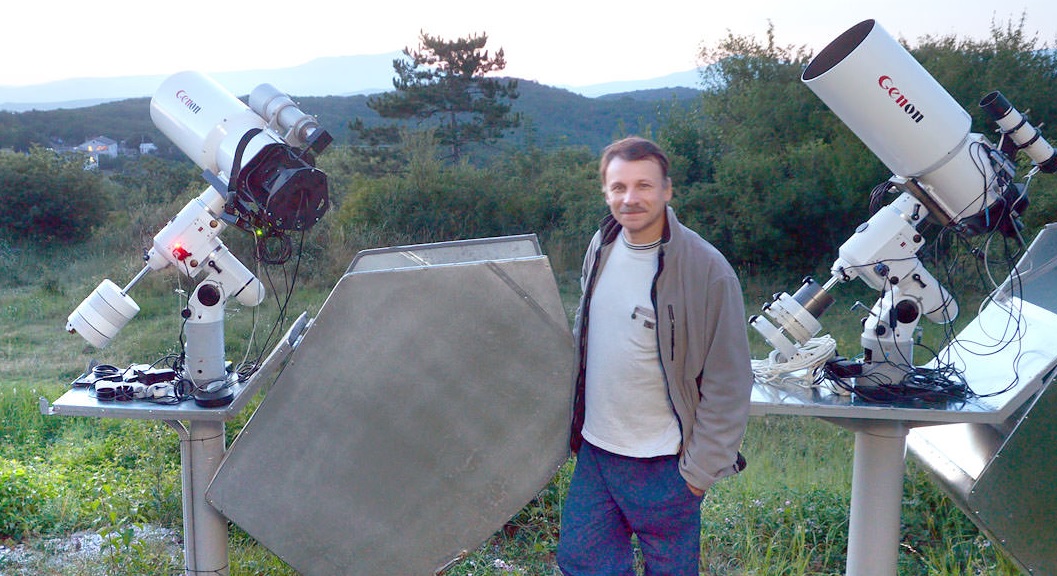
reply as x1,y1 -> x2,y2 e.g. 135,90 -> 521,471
603,156 -> 672,244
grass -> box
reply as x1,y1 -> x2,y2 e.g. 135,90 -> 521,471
0,256 -> 1025,575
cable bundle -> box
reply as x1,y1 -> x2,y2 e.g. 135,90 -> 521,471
752,335 -> 838,388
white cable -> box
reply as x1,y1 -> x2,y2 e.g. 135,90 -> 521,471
752,334 -> 838,388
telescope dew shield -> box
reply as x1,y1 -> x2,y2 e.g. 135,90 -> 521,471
803,19 -> 1014,232
150,71 -> 274,181
802,20 -> 971,178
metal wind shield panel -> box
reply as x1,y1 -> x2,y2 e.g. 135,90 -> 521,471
206,236 -> 574,575
908,223 -> 1057,575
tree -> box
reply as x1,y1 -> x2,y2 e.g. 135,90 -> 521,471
675,24 -> 886,273
367,31 -> 521,162
912,13 -> 1057,142
0,147 -> 108,245
668,17 -> 1057,276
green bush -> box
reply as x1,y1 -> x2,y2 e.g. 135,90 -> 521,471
330,142 -> 601,272
0,458 -> 61,539
0,148 -> 108,245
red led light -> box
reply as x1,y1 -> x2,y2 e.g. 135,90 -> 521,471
172,244 -> 191,261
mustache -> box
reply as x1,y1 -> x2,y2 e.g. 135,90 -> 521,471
619,206 -> 648,214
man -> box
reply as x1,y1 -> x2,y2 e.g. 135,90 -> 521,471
557,136 -> 753,575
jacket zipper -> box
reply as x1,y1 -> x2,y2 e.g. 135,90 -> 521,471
652,246 -> 684,451
668,305 -> 676,361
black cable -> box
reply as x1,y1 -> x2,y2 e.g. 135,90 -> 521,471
829,207 -> 1025,404
234,227 -> 308,380
868,180 -> 895,216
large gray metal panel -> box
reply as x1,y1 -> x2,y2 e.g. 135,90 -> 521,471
969,380 -> 1057,575
206,253 -> 573,575
907,223 -> 1057,575
994,222 -> 1057,313
347,234 -> 541,274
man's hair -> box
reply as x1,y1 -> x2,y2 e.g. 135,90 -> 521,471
599,136 -> 671,187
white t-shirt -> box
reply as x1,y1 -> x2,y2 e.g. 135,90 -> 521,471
581,233 -> 681,458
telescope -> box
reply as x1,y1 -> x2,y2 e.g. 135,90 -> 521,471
749,19 -> 1054,388
66,71 -> 331,406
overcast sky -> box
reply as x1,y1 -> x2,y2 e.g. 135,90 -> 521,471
3,0 -> 1054,87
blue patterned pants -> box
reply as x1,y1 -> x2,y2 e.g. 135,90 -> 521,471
557,441 -> 705,576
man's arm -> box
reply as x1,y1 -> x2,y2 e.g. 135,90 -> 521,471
681,273 -> 754,492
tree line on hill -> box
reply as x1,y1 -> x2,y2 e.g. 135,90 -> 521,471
0,83 -> 697,158
1,19 -> 1055,290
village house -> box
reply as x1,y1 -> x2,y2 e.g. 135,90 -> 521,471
75,136 -> 119,163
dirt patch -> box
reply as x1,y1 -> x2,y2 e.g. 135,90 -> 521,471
0,526 -> 180,575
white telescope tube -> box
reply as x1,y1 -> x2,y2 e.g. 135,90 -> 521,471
802,19 -> 970,177
980,90 -> 1057,173
802,19 -> 1002,225
249,84 -> 323,150
149,71 -> 279,182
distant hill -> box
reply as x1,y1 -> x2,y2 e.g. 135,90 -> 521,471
0,53 -> 703,112
0,53 -> 405,112
508,82 -> 702,151
575,69 -> 704,97
0,79 -> 704,155
595,87 -> 703,101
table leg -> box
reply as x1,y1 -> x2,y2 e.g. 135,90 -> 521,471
846,421 -> 909,576
169,419 -> 229,576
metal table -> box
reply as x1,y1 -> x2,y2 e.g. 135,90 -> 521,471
750,297 -> 1057,575
40,313 -> 308,576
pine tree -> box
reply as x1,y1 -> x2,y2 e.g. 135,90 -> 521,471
368,31 -> 520,162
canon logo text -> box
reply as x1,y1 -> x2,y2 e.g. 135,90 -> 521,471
176,89 -> 202,115
878,75 -> 924,123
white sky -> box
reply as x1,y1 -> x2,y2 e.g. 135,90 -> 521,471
3,0 -> 1055,87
